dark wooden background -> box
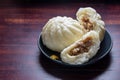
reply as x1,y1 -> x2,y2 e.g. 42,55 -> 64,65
0,0 -> 120,80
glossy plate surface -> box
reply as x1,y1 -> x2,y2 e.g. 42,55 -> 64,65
38,30 -> 113,67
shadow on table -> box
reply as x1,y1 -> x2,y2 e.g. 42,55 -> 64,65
39,51 -> 112,80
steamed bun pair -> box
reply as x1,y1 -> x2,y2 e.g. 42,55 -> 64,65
42,7 -> 105,64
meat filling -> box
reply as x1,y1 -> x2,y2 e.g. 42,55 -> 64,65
81,16 -> 93,31
69,37 -> 93,56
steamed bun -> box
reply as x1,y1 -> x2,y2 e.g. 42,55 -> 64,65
76,7 -> 105,41
60,31 -> 100,64
41,7 -> 105,65
42,16 -> 85,52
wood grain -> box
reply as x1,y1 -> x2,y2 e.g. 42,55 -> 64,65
0,1 -> 120,80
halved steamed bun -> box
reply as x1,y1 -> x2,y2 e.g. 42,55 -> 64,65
76,7 -> 105,41
60,31 -> 100,64
42,16 -> 85,52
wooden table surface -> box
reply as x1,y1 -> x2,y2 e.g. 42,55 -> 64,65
0,1 -> 120,80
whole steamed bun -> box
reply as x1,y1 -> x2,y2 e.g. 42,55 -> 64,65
42,16 -> 85,52
76,7 -> 105,41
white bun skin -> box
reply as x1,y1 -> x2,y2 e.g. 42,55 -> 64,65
60,31 -> 100,64
76,7 -> 101,20
76,7 -> 105,41
42,16 -> 85,52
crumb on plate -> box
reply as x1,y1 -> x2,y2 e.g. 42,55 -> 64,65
50,55 -> 59,60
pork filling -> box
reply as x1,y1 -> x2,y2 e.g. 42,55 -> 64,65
81,16 -> 93,31
69,37 -> 93,56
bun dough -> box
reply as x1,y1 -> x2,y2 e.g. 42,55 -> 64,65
60,31 -> 100,64
76,7 -> 105,41
42,16 -> 85,52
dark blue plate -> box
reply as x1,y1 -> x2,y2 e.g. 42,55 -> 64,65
38,30 -> 113,67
